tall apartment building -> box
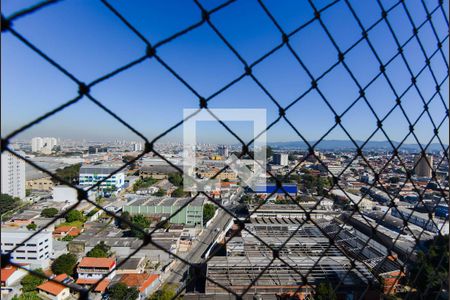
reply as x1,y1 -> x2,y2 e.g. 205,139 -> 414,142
133,143 -> 143,152
0,227 -> 53,269
31,137 -> 57,154
1,150 -> 26,199
272,153 -> 289,166
217,145 -> 229,158
414,153 -> 433,178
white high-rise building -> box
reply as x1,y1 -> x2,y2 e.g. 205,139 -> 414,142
133,142 -> 143,152
31,137 -> 43,153
218,145 -> 229,158
31,137 -> 57,154
272,153 -> 289,166
1,150 -> 26,199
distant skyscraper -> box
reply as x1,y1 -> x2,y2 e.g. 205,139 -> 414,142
31,137 -> 57,154
414,153 -> 433,178
31,137 -> 43,152
272,153 -> 289,166
133,143 -> 143,152
218,145 -> 229,158
1,150 -> 26,199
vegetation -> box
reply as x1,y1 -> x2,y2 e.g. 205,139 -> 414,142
108,283 -> 139,300
408,235 -> 449,297
53,163 -> 81,184
130,214 -> 150,239
21,269 -> 45,292
203,203 -> 216,225
314,282 -> 336,300
26,189 -> 32,197
133,177 -> 158,192
61,235 -> 75,242
168,173 -> 183,187
12,292 -> 41,300
154,189 -> 166,197
51,253 -> 78,276
297,174 -> 331,195
65,209 -> 86,223
171,187 -> 186,198
40,207 -> 59,218
87,241 -> 111,258
26,223 -> 37,231
148,284 -> 178,300
118,211 -> 131,229
86,208 -> 99,217
0,193 -> 21,215
58,220 -> 85,229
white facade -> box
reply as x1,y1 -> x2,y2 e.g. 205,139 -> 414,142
52,185 -> 78,205
31,137 -> 57,154
272,153 -> 288,166
218,145 -> 229,158
0,228 -> 53,269
133,143 -> 143,152
1,151 -> 26,199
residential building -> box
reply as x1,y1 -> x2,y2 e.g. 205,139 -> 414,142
414,153 -> 433,178
217,145 -> 228,158
1,265 -> 28,297
37,274 -> 73,300
272,153 -> 288,166
0,227 -> 53,268
31,137 -> 57,154
76,257 -> 116,293
78,164 -> 125,190
1,150 -> 26,199
117,273 -> 160,299
133,143 -> 143,152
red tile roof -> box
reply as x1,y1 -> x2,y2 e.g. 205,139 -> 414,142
119,273 -> 159,292
54,226 -> 81,236
1,265 -> 17,283
78,257 -> 115,269
37,274 -> 70,296
75,278 -> 110,292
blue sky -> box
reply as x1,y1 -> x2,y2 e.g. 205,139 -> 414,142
2,0 -> 449,146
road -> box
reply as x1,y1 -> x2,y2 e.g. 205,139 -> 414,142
164,206 -> 234,285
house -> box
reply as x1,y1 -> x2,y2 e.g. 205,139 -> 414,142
118,273 -> 160,298
1,265 -> 28,296
53,226 -> 81,238
37,274 -> 73,300
116,257 -> 146,274
76,257 -> 116,293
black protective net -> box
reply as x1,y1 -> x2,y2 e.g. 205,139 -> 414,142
1,0 -> 449,299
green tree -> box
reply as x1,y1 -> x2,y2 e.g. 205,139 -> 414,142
203,203 -> 216,225
409,235 -> 449,297
65,210 -> 84,222
41,208 -> 59,218
61,235 -> 74,241
26,189 -> 32,197
0,193 -> 21,215
26,223 -> 37,231
171,187 -> 185,198
87,241 -> 111,258
51,253 -> 77,276
130,214 -> 150,239
154,189 -> 165,197
149,284 -> 178,300
21,269 -> 45,292
108,283 -> 139,300
168,173 -> 183,187
53,163 -> 81,184
314,282 -> 336,300
118,211 -> 131,229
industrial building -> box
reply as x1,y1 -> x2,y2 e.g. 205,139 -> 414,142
123,197 -> 204,225
205,216 -> 402,298
0,227 -> 53,269
78,164 -> 125,190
